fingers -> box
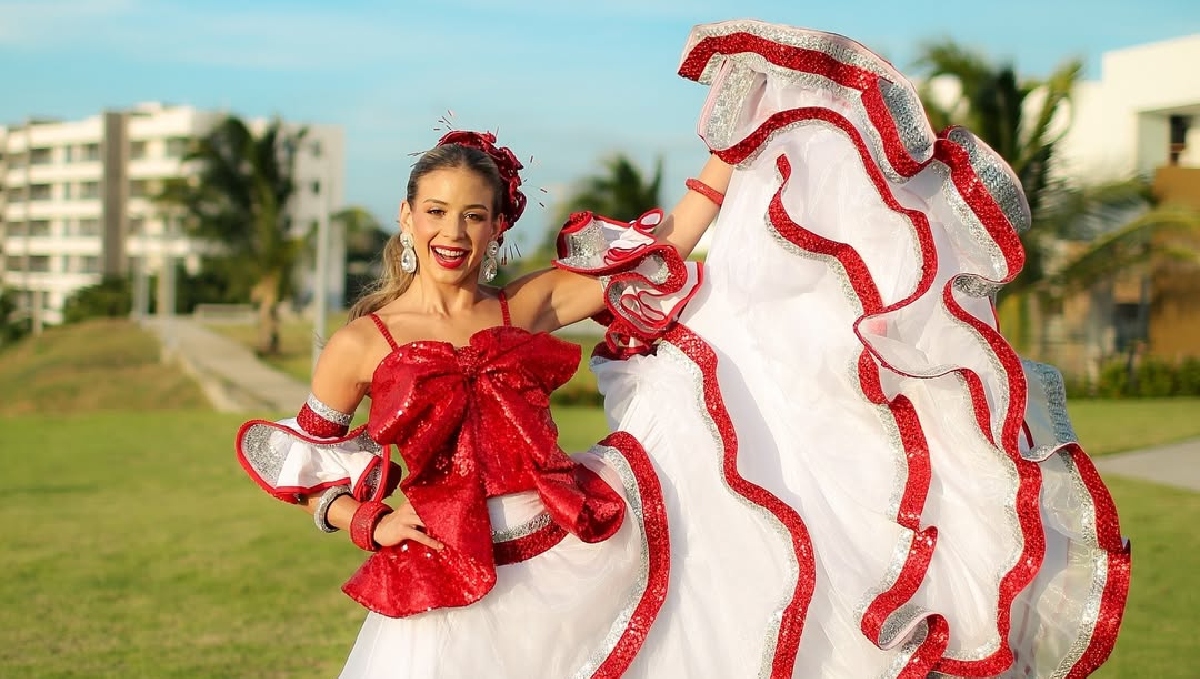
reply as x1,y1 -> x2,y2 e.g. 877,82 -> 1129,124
403,529 -> 444,551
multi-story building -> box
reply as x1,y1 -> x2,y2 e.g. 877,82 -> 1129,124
1036,34 -> 1200,375
0,102 -> 344,325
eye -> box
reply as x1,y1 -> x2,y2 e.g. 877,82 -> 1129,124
427,208 -> 445,216
465,213 -> 485,222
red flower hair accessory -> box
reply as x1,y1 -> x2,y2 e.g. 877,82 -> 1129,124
436,130 -> 527,233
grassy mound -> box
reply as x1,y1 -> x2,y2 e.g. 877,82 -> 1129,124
0,319 -> 208,416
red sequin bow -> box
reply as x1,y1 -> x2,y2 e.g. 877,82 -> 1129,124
343,328 -> 625,618
437,130 -> 527,232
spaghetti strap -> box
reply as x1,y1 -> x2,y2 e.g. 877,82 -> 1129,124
497,290 -> 512,327
368,313 -> 400,351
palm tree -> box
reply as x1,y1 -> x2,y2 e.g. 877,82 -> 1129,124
915,39 -> 1083,298
522,154 -> 664,273
158,116 -> 308,355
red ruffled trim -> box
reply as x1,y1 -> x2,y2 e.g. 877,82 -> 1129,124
684,30 -> 1127,675
553,210 -> 703,358
589,431 -> 672,679
234,419 -> 376,504
493,523 -> 568,566
662,325 -> 816,679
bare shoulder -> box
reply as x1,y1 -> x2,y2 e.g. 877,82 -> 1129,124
317,317 -> 382,382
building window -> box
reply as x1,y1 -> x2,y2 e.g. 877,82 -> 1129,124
129,216 -> 145,234
1169,114 -> 1192,165
81,255 -> 100,274
83,143 -> 100,162
60,183 -> 73,201
29,184 -> 52,201
79,218 -> 100,236
7,187 -> 26,203
130,140 -> 148,160
60,218 -> 75,235
30,148 -> 52,165
5,256 -> 22,271
62,145 -> 74,163
29,220 -> 51,236
8,152 -> 26,169
81,181 -> 101,199
165,137 -> 191,158
129,180 -> 149,198
310,140 -> 323,157
7,222 -> 26,236
28,255 -> 51,273
311,180 -> 321,195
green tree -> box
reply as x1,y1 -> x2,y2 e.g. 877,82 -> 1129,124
915,39 -> 1083,299
521,154 -> 664,273
157,115 -> 309,355
61,276 -> 133,323
0,287 -> 31,349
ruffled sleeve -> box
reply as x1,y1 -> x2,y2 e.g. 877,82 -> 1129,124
554,209 -> 703,358
235,419 -> 400,504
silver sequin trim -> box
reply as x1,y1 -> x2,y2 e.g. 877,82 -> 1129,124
1022,359 -> 1079,447
306,393 -> 353,426
313,484 -> 351,533
569,445 -> 653,679
490,511 -> 553,543
954,274 -> 1003,299
656,341 -> 797,679
239,423 -> 382,501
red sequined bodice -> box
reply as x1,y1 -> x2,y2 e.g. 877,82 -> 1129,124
343,317 -> 626,618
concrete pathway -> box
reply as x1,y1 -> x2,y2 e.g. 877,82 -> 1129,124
1093,438 -> 1200,493
145,317 -> 309,413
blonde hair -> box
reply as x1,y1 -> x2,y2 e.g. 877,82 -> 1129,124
347,143 -> 505,321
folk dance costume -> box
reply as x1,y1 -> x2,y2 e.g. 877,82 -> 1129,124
236,20 -> 1128,678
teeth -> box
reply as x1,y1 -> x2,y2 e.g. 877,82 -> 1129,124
432,247 -> 465,259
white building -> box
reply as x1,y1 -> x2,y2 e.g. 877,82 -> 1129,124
1056,34 -> 1200,183
0,102 -> 344,325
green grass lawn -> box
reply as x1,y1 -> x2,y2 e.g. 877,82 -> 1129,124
2,323 -> 1199,676
0,411 -> 1194,678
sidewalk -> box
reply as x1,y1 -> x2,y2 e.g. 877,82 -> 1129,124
1093,438 -> 1200,493
146,317 -> 309,413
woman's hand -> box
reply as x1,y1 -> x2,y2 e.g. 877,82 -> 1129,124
373,501 -> 445,551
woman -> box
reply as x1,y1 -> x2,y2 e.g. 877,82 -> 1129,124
238,20 -> 1129,678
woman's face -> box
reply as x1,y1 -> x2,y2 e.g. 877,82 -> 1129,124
399,167 -> 501,287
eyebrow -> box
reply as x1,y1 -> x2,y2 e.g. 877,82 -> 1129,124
422,199 -> 491,211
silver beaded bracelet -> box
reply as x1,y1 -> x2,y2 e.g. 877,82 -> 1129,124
313,485 -> 353,533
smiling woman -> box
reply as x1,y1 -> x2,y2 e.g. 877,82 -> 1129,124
233,19 -> 1129,679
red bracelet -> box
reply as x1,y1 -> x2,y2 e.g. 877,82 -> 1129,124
685,178 -> 724,206
350,501 -> 393,552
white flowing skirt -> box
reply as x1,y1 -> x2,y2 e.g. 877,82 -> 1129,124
335,19 -> 1129,679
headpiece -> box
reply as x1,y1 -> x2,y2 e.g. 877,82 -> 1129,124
435,130 -> 527,232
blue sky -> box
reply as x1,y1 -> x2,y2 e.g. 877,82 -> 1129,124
3,0 -> 1198,249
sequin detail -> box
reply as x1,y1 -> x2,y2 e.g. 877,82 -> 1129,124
553,210 -> 702,357
657,332 -> 814,679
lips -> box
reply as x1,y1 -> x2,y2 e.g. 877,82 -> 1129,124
431,245 -> 469,270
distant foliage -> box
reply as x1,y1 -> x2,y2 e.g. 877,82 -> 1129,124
62,277 -> 133,323
0,288 -> 31,349
1066,356 -> 1200,398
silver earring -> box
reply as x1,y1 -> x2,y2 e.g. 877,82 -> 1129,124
399,232 -> 417,274
480,239 -> 500,283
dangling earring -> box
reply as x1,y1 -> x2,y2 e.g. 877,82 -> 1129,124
399,232 -> 417,274
480,239 -> 500,283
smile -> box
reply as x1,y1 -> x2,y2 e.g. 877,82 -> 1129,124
431,245 -> 469,270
